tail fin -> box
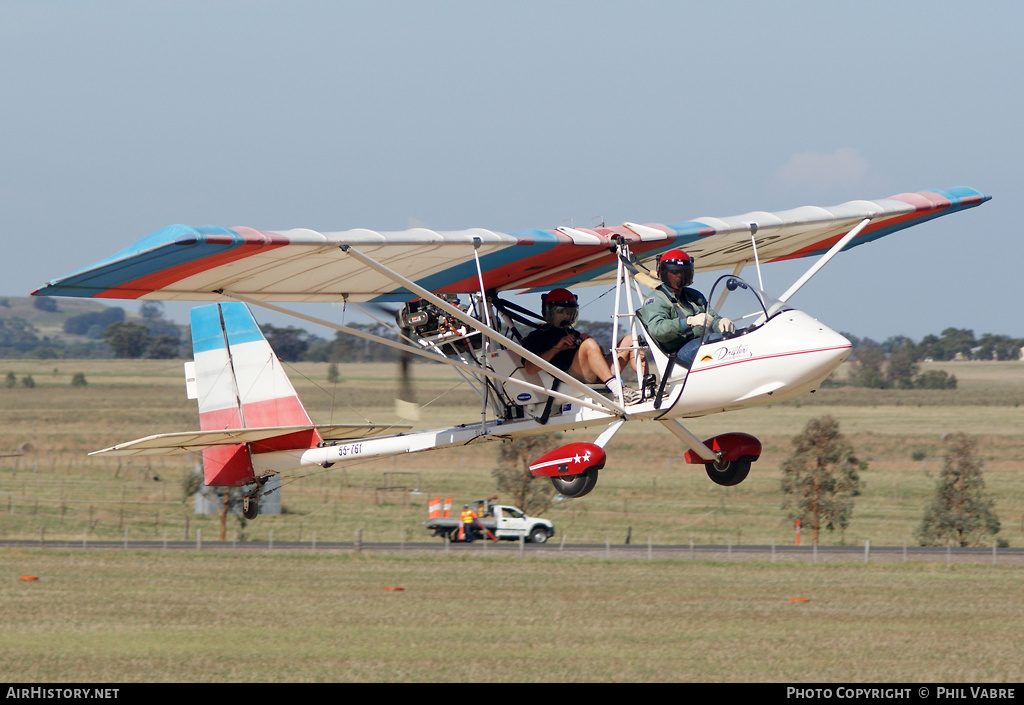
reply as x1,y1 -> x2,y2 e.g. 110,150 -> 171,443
189,302 -> 321,486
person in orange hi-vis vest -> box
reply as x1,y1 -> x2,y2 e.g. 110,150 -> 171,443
459,505 -> 478,543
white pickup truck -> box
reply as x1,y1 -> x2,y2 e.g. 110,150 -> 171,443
423,499 -> 554,544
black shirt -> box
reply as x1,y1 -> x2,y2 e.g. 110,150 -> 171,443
522,324 -> 577,372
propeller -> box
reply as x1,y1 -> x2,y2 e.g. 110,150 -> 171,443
394,318 -> 420,421
359,302 -> 421,421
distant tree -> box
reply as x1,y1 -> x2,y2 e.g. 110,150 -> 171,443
938,327 -> 977,360
146,334 -> 181,359
21,374 -> 35,388
327,362 -> 340,384
976,333 -> 1024,362
261,324 -> 311,362
781,416 -> 864,544
182,470 -> 247,541
33,297 -> 58,312
103,322 -> 152,359
64,307 -> 125,336
886,340 -> 919,389
138,301 -> 181,338
850,339 -> 887,389
139,301 -> 163,322
492,433 -> 561,516
71,372 -> 87,388
0,317 -> 42,354
917,433 -> 1000,547
4,372 -> 15,388
917,334 -> 944,361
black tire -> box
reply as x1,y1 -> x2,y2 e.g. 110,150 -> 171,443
529,526 -> 549,544
242,496 -> 260,520
550,468 -> 599,498
705,455 -> 754,486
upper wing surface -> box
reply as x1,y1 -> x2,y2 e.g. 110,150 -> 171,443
34,187 -> 989,302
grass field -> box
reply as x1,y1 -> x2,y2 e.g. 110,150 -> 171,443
1,359 -> 1023,682
2,549 -> 1022,682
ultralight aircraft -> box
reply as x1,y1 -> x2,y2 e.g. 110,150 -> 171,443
34,187 -> 990,518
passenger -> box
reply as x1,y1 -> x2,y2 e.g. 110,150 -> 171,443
521,288 -> 643,405
638,249 -> 734,369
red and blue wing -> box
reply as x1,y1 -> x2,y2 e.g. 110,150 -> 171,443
33,187 -> 989,302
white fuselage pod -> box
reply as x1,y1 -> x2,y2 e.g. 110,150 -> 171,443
661,310 -> 852,418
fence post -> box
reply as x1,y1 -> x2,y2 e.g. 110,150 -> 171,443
864,539 -> 870,564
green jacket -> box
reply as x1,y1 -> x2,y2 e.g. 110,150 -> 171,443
637,285 -> 722,355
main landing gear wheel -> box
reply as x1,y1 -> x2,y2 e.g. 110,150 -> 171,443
705,455 -> 754,487
550,468 -> 599,498
242,493 -> 260,520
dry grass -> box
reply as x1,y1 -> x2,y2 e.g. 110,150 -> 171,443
1,549 -> 1021,682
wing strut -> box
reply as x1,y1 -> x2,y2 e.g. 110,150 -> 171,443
338,244 -> 627,416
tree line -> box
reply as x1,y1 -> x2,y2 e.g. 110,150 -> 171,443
841,329 -> 1024,390
3,297 -> 1023,366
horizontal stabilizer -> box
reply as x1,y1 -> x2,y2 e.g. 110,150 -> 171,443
90,424 -> 411,458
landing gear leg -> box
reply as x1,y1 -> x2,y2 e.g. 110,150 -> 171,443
242,477 -> 268,520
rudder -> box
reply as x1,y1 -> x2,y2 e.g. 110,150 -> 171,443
189,302 -> 321,486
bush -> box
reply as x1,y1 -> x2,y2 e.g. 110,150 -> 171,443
71,372 -> 87,388
914,370 -> 957,390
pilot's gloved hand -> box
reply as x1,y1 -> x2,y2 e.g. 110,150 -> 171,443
717,318 -> 735,334
686,313 -> 712,328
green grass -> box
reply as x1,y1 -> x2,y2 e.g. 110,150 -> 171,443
2,549 -> 1021,682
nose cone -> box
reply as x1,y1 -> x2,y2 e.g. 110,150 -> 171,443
783,311 -> 852,384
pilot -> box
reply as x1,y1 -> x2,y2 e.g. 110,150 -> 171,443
521,288 -> 643,405
638,249 -> 734,369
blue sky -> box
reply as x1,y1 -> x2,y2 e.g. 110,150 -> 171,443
3,1 -> 1020,342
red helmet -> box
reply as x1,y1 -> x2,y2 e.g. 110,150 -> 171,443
657,249 -> 694,289
541,288 -> 579,326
